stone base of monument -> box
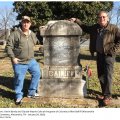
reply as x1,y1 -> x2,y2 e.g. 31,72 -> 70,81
38,78 -> 87,98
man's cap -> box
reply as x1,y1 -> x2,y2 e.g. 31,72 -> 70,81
22,16 -> 31,22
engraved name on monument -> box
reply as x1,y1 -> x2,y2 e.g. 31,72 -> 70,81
39,20 -> 86,97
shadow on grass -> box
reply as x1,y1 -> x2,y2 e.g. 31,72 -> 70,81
0,55 -> 8,59
0,76 -> 31,100
0,88 -> 15,100
0,49 -> 8,59
86,89 -> 105,107
0,76 -> 14,90
80,54 -> 96,61
87,89 -> 120,107
116,55 -> 120,62
34,50 -> 44,64
79,53 -> 120,62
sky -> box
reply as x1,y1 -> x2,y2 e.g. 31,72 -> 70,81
0,1 -> 120,9
0,1 -> 13,9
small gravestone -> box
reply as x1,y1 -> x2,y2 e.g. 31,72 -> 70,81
39,20 -> 86,98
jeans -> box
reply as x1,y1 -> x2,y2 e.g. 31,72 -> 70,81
13,59 -> 40,100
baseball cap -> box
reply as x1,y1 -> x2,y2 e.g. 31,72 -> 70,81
22,16 -> 31,22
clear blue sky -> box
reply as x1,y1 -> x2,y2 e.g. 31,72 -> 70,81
0,1 -> 13,9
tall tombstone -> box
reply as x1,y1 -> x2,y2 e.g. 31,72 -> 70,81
39,20 -> 86,98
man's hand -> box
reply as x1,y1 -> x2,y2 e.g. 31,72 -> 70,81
69,18 -> 77,22
12,58 -> 20,64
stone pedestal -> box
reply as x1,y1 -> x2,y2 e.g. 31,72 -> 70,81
39,20 -> 86,98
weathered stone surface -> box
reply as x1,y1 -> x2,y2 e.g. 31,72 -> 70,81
39,78 -> 87,98
39,20 -> 84,98
40,20 -> 82,36
44,36 -> 80,66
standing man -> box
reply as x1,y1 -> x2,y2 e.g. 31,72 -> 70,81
6,16 -> 41,105
70,11 -> 120,106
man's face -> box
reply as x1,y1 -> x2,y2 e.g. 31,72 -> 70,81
22,20 -> 31,31
98,12 -> 109,27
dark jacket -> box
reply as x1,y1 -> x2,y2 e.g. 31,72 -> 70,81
75,19 -> 120,56
6,28 -> 38,63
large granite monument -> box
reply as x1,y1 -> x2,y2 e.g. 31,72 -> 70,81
39,20 -> 86,98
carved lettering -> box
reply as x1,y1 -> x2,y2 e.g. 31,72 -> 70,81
49,71 -> 54,77
48,70 -> 75,78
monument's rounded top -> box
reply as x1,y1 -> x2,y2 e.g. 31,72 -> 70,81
40,20 -> 82,36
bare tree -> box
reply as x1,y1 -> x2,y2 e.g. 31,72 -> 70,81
0,7 -> 18,40
116,7 -> 120,27
109,2 -> 120,28
108,9 -> 115,23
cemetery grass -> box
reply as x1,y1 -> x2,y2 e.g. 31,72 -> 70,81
0,45 -> 120,108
